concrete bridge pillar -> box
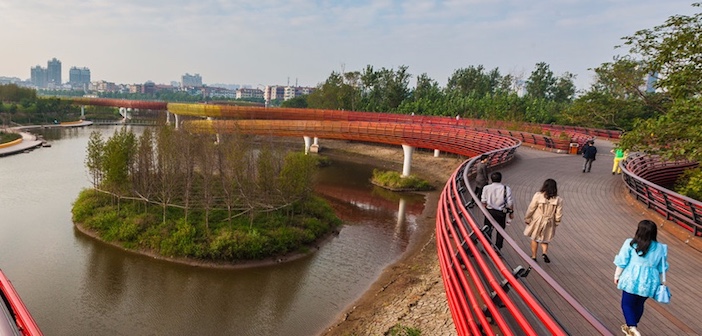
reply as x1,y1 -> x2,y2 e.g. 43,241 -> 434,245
207,117 -> 220,143
174,113 -> 180,130
166,111 -> 171,125
303,136 -> 312,155
310,137 -> 320,153
81,106 -> 85,119
434,149 -> 440,157
402,144 -> 414,177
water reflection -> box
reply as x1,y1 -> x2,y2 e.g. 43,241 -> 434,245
1,125 -> 430,335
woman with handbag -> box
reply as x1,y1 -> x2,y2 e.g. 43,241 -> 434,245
523,178 -> 563,263
614,220 -> 669,336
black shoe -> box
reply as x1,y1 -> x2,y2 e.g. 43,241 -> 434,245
587,170 -> 591,173
531,257 -> 537,262
542,254 -> 551,263
467,202 -> 475,208
612,172 -> 615,175
582,169 -> 585,173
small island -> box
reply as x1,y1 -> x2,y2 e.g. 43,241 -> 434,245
72,127 -> 341,266
370,169 -> 434,192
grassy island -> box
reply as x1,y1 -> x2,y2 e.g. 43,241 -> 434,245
73,127 -> 341,263
371,169 -> 434,191
73,191 -> 340,261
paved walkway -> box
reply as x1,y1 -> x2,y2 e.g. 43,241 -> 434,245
495,139 -> 702,335
0,131 -> 42,156
0,121 -> 93,157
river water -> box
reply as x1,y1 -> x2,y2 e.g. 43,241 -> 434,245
0,126 -> 427,335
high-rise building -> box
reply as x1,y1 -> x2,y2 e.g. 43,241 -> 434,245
30,66 -> 48,88
69,67 -> 91,90
181,73 -> 202,87
47,58 -> 62,85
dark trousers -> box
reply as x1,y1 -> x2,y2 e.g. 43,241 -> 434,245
484,209 -> 507,249
469,186 -> 484,205
621,291 -> 647,327
583,158 -> 595,172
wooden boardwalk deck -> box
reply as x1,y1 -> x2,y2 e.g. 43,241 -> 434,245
481,139 -> 702,335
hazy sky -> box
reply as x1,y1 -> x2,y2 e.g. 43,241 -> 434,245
0,1 -> 698,91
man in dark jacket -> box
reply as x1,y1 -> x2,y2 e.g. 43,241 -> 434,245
582,140 -> 597,173
467,155 -> 489,208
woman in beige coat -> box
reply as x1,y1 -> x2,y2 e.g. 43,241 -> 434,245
523,179 -> 563,263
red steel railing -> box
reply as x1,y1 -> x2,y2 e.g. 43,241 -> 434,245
622,153 -> 702,237
0,270 -> 42,336
66,98 -> 617,335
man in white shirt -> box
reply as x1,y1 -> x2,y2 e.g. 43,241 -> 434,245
480,172 -> 514,250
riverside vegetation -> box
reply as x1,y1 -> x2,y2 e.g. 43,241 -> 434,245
371,169 -> 433,191
72,127 -> 341,262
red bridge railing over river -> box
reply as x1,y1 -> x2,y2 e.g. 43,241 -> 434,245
69,98 -> 702,335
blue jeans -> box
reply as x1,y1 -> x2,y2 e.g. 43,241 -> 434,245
621,291 -> 647,327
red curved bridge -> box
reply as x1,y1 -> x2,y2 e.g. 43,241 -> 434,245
60,98 -> 702,335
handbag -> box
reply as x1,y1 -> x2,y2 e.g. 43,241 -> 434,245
654,245 -> 671,304
501,186 -> 513,214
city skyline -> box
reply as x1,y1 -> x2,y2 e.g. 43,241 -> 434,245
1,1 -> 699,91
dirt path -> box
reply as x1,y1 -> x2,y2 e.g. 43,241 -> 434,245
318,140 -> 461,336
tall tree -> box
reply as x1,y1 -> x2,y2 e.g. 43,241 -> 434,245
85,131 -> 105,190
132,128 -> 156,210
620,3 -> 702,161
525,62 -> 556,99
622,3 -> 702,101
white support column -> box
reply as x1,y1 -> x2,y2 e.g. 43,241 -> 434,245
402,144 -> 414,177
81,106 -> 85,119
434,149 -> 440,157
207,117 -> 220,143
174,113 -> 180,130
303,136 -> 312,155
310,137 -> 320,153
166,111 -> 171,125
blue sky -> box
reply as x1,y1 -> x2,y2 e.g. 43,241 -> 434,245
0,0 -> 698,91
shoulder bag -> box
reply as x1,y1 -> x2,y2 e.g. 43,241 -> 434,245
654,245 -> 671,304
501,186 -> 513,214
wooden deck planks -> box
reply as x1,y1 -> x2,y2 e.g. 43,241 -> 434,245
468,139 -> 702,335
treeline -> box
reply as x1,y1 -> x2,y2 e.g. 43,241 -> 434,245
73,127 -> 340,261
283,61 -> 665,133
0,84 -> 82,125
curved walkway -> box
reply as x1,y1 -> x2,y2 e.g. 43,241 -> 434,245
0,121 -> 93,157
493,139 -> 702,334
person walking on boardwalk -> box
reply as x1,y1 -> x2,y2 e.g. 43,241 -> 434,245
582,140 -> 597,173
467,154 -> 489,208
481,172 -> 514,250
614,220 -> 669,336
523,178 -> 563,263
611,145 -> 627,175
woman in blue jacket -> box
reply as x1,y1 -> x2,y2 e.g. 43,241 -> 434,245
614,220 -> 668,336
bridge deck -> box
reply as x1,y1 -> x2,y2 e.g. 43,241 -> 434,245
483,139 -> 702,334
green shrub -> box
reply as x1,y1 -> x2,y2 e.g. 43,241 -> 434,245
216,229 -> 271,259
0,132 -> 21,144
84,209 -> 119,231
371,169 -> 433,191
388,324 -> 421,336
675,168 -> 702,201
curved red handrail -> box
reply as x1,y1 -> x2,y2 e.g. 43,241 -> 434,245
0,270 -> 42,336
64,98 -> 617,335
622,153 -> 702,237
